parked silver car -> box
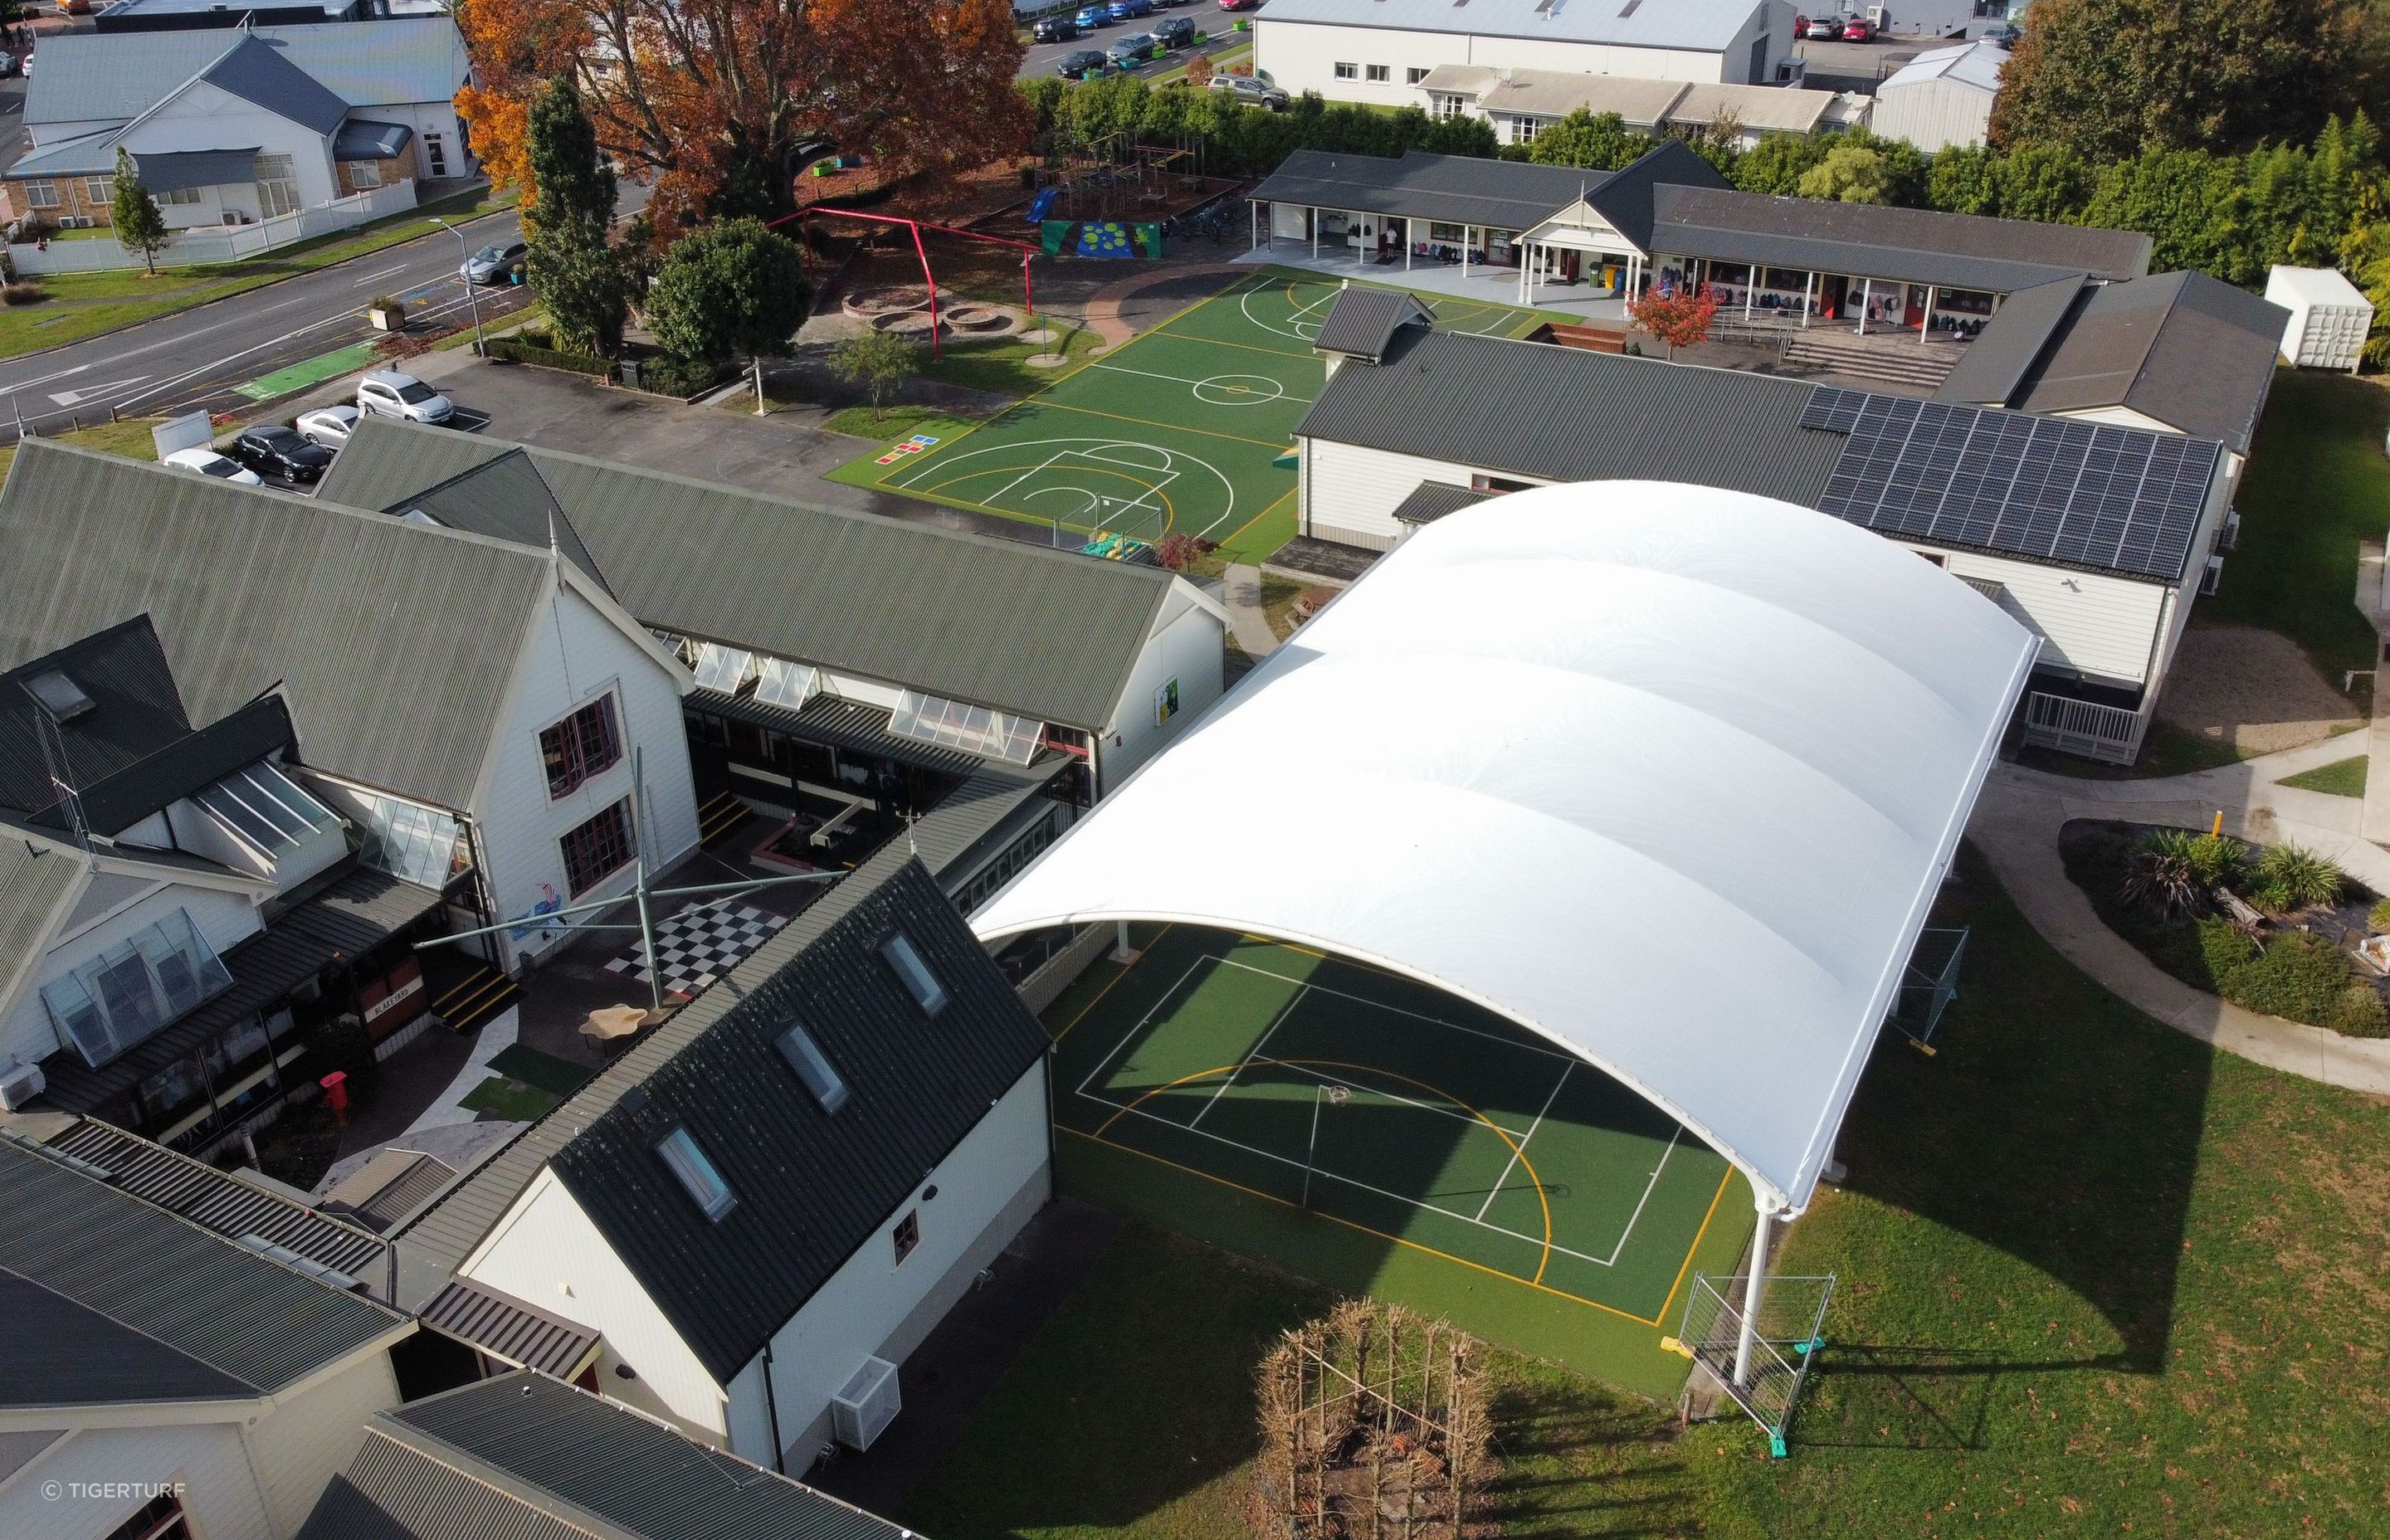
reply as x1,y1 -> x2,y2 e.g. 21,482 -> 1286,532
357,369 -> 455,425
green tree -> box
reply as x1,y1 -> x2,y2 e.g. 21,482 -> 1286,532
1525,110 -> 1651,171
1990,142 -> 2096,223
646,217 -> 812,414
827,329 -> 921,426
1730,131 -> 1832,195
1927,144 -> 2000,213
109,149 -> 170,276
1992,0 -> 2388,158
523,79 -> 627,356
1797,144 -> 1891,204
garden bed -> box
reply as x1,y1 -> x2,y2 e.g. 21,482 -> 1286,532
2060,820 -> 2390,1036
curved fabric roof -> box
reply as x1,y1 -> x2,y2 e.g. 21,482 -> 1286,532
973,482 -> 2036,1213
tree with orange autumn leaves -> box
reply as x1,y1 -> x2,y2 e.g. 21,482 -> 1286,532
456,0 -> 1029,236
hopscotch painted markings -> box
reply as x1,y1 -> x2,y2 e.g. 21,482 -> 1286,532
894,435 -> 1241,540
875,432 -> 941,465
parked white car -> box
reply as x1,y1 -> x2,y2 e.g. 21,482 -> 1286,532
161,446 -> 265,485
296,404 -> 361,448
357,369 -> 455,425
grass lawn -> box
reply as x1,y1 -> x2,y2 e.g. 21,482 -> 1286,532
0,417 -> 161,478
902,848 -> 2390,1538
0,186 -> 515,359
2203,371 -> 2390,679
457,1075 -> 561,1121
916,318 -> 1105,397
822,404 -> 983,441
2277,753 -> 2371,797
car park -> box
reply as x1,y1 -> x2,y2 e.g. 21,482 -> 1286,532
162,447 -> 265,486
1032,12 -> 1078,40
1983,21 -> 2021,42
1207,71 -> 1287,108
1106,0 -> 1154,20
1075,2 -> 1109,24
1803,13 -> 1843,37
460,241 -> 527,285
1108,30 -> 1158,65
225,425 -> 335,484
1056,46 -> 1110,77
295,405 -> 360,448
1217,0 -> 1260,10
1154,15 -> 1196,46
1840,15 -> 1875,39
357,369 -> 455,425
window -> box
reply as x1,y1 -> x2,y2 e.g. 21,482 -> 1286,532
1366,64 -> 1390,82
40,909 -> 233,1068
1510,116 -> 1542,145
196,760 -> 339,856
425,132 -> 448,177
1334,61 -> 1357,80
1427,221 -> 1464,242
776,1023 -> 851,1114
102,1491 -> 192,1540
85,175 -> 115,203
254,154 -> 299,219
752,655 -> 818,710
656,1126 -> 737,1220
162,186 -> 203,207
347,160 -> 383,189
1407,66 -> 1432,85
892,1209 -> 921,1265
886,690 -> 1041,764
539,693 -> 623,798
880,932 -> 950,1016
692,642 -> 756,694
558,797 -> 636,895
24,181 -> 56,209
342,786 -> 469,888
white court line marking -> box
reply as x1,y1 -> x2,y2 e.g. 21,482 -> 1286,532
888,435 -> 1236,539
1075,957 -> 1213,1100
1475,1062 -> 1570,1222
1188,983 -> 1310,1130
1605,1127 -> 1683,1266
1088,360 -> 1314,405
1213,955 -> 1579,1065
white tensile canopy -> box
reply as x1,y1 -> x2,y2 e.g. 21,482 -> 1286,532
973,482 -> 2036,1217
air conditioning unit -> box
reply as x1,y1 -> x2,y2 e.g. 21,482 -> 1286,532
2217,509 -> 2242,552
2201,555 -> 2224,596
0,1060 -> 46,1111
222,212 -> 241,227
829,1356 -> 900,1451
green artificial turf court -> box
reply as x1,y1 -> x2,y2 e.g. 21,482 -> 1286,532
1047,924 -> 1753,1393
828,268 -> 1557,564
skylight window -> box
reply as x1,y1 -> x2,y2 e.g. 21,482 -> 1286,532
22,669 -> 95,721
196,761 -> 339,856
753,655 -> 819,711
880,932 -> 949,1016
886,690 -> 1041,764
40,909 -> 233,1068
692,643 -> 757,695
776,1023 -> 851,1114
656,1127 -> 737,1221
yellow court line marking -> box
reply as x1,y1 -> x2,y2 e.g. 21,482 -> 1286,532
1062,1125 -> 1667,1327
1656,1167 -> 1735,1323
1035,400 -> 1290,451
1090,1053 -> 1556,1283
1214,485 -> 1297,554
1051,923 -> 1175,1045
919,464 -> 1178,536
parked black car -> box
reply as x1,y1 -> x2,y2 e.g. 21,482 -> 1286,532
226,425 -> 336,483
1056,47 -> 1109,78
1154,15 -> 1196,46
1032,13 -> 1078,41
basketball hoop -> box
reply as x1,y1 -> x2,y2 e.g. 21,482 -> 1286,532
1325,1085 -> 1351,1107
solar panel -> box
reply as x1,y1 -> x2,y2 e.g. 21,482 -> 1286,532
1800,387 -> 2221,582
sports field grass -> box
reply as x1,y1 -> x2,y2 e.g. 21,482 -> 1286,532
827,267 -> 1555,564
1047,925 -> 1750,1396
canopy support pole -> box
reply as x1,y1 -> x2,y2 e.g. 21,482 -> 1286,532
1733,1200 -> 1776,1387
1921,284 -> 1937,343
1857,277 -> 1871,336
1111,919 -> 1141,963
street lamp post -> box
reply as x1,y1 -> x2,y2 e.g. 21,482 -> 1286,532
430,217 -> 485,357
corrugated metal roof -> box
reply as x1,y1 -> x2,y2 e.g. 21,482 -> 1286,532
0,1270 -> 258,1408
323,1148 -> 458,1233
2003,271 -> 2287,453
906,758 -> 1072,887
417,1277 -> 600,1377
1391,481 -> 1493,525
1251,147 -> 1627,232
1671,81 -> 1846,134
1880,40 -> 2008,94
0,441 -> 555,812
10,131 -> 129,178
44,1117 -> 390,1277
1475,70 -> 1692,127
1313,287 -> 1434,362
1650,184 -> 2151,291
0,614 -> 190,821
1933,273 -> 2092,407
0,824 -> 85,1018
1257,0 -> 1771,52
200,34 -> 349,134
319,422 -> 1178,731
56,696 -> 296,838
693,689 -> 988,777
300,1372 -> 911,1540
27,18 -> 468,125
0,1138 -> 407,1401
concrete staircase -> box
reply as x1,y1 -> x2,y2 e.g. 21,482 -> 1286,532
1778,331 -> 1962,392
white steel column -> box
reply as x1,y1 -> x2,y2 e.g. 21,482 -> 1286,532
1251,198 -> 1260,251
1857,276 -> 1871,335
1732,1200 -> 1777,1387
1311,207 -> 1319,261
1404,220 -> 1412,270
1921,284 -> 1938,344
1461,225 -> 1472,284
1802,270 -> 1817,329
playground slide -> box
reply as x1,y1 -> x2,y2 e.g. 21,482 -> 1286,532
1026,187 -> 1060,224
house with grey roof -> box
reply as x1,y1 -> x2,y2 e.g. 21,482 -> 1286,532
1291,294 -> 2237,765
0,440 -> 702,993
298,1371 -> 913,1540
1412,63 -> 1866,150
0,1133 -> 416,1540
4,17 -> 471,236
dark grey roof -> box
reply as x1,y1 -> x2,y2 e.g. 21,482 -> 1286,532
299,1372 -> 910,1540
49,696 -> 295,838
43,1117 -> 390,1277
905,755 -> 1071,889
393,447 -> 608,594
333,119 -> 413,162
1251,147 -> 1628,232
0,614 -> 191,820
1390,481 -> 1494,526
1295,329 -> 2225,583
1312,287 -> 1433,363
1931,273 -> 2092,407
692,687 -> 990,777
36,863 -> 441,1114
417,1277 -> 600,1378
199,33 -> 349,134
0,825 -> 85,1001
130,147 -> 261,194
0,441 -> 558,811
319,422 -> 1181,731
1295,330 -> 1846,507
0,1270 -> 257,1407
1993,271 -> 2285,453
0,1138 -> 407,1404
1578,139 -> 1731,251
27,20 -> 470,125
384,761 -> 1067,1313
1649,184 -> 2151,292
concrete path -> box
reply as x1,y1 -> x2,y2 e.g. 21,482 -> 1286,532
1221,563 -> 1279,657
1972,742 -> 2390,1095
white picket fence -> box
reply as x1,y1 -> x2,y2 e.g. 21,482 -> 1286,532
7,183 -> 420,274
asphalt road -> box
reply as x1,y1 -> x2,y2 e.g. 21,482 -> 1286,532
1017,1 -> 1251,83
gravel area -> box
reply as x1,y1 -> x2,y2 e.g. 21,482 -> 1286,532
2155,622 -> 2365,755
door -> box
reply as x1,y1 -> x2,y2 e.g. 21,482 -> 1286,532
254,154 -> 300,218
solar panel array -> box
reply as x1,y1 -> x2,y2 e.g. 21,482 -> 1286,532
1802,388 -> 2222,582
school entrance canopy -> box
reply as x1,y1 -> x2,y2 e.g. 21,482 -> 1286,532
972,481 -> 2036,1220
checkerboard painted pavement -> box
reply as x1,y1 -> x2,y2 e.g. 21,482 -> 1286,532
604,902 -> 788,997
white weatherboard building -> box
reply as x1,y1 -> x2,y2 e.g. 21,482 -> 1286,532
1256,0 -> 1800,108
1415,64 -> 1865,149
1867,40 -> 2006,153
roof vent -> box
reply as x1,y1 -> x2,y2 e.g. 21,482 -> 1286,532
235,1234 -> 363,1292
22,670 -> 95,721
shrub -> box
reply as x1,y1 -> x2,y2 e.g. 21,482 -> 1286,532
2365,896 -> 2390,933
484,335 -> 609,376
2217,930 -> 2357,1022
2249,842 -> 2344,913
2156,916 -> 2260,990
2329,981 -> 2390,1038
2180,831 -> 2247,892
2122,835 -> 2201,919
629,353 -> 730,398
1154,532 -> 1212,571
2,281 -> 44,306
367,293 -> 402,312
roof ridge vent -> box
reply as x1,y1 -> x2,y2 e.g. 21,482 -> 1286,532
235,1233 -> 363,1293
